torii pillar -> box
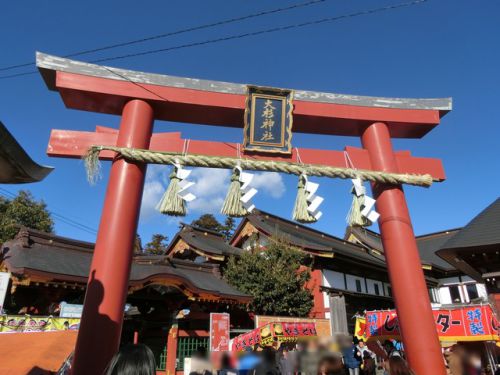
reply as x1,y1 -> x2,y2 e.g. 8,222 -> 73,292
37,52 -> 450,375
362,122 -> 445,374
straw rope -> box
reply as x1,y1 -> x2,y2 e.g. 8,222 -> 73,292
84,145 -> 434,187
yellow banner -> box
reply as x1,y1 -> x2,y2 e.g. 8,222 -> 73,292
0,315 -> 80,333
255,316 -> 331,337
355,317 -> 367,341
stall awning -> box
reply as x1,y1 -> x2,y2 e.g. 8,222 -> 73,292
356,304 -> 499,343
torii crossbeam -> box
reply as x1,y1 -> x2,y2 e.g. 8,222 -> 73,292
48,126 -> 446,181
38,52 -> 451,375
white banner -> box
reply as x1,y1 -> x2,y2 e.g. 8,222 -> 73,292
0,272 -> 11,314
60,302 -> 83,318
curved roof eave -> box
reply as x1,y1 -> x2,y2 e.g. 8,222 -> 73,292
36,52 -> 452,112
0,121 -> 53,183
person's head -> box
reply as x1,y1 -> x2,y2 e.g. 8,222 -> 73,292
262,346 -> 276,363
191,346 -> 207,360
358,339 -> 365,348
363,351 -> 372,360
220,352 -> 232,369
318,354 -> 344,375
280,347 -> 289,357
467,352 -> 482,370
387,356 -> 414,375
105,344 -> 156,375
384,340 -> 394,351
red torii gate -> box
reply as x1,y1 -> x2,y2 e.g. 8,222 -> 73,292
38,52 -> 450,375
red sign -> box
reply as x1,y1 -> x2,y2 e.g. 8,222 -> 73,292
210,313 -> 230,352
363,305 -> 499,342
232,322 -> 317,351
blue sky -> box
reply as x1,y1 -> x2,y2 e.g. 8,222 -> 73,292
1,0 -> 498,245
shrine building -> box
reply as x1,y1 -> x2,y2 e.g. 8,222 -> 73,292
0,199 -> 497,373
0,227 -> 251,373
162,209 -> 490,334
434,198 -> 500,315
230,210 -> 487,332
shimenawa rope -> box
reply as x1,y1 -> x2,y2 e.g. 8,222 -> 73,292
84,145 -> 433,187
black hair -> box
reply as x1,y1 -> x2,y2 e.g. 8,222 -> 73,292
220,352 -> 232,369
105,344 -> 156,375
262,346 -> 276,363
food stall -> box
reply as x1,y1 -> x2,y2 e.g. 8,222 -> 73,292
356,304 -> 499,343
355,304 -> 500,373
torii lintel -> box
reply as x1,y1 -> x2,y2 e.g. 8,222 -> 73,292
37,52 -> 451,139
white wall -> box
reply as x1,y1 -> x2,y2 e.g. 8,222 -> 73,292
322,270 -> 345,290
436,282 -> 487,305
476,283 -> 488,299
366,279 -> 384,296
321,271 -> 487,306
322,270 -> 387,297
323,291 -> 330,309
438,287 -> 452,304
346,275 -> 366,293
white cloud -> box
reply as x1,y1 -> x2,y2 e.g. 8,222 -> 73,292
189,196 -> 226,214
251,172 -> 285,198
189,168 -> 230,214
140,165 -> 169,219
189,168 -> 230,198
140,166 -> 286,218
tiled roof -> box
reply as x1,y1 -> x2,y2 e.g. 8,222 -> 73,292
242,210 -> 387,267
441,198 -> 500,250
174,224 -> 242,257
1,228 -> 249,301
346,226 -> 460,271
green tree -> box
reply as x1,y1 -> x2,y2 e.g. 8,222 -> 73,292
223,238 -> 313,317
191,214 -> 222,232
0,190 -> 54,243
144,234 -> 169,255
191,214 -> 236,240
220,216 -> 236,240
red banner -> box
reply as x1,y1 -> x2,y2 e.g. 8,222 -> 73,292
232,322 -> 317,351
363,305 -> 499,342
209,313 -> 230,352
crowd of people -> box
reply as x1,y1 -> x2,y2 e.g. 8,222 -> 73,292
102,336 -> 420,375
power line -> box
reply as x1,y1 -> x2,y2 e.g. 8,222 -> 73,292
93,0 -> 429,64
0,0 -> 328,72
0,188 -> 97,235
90,0 -> 429,105
0,0 -> 429,81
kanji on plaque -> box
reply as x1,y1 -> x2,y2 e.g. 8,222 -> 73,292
244,86 -> 293,154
